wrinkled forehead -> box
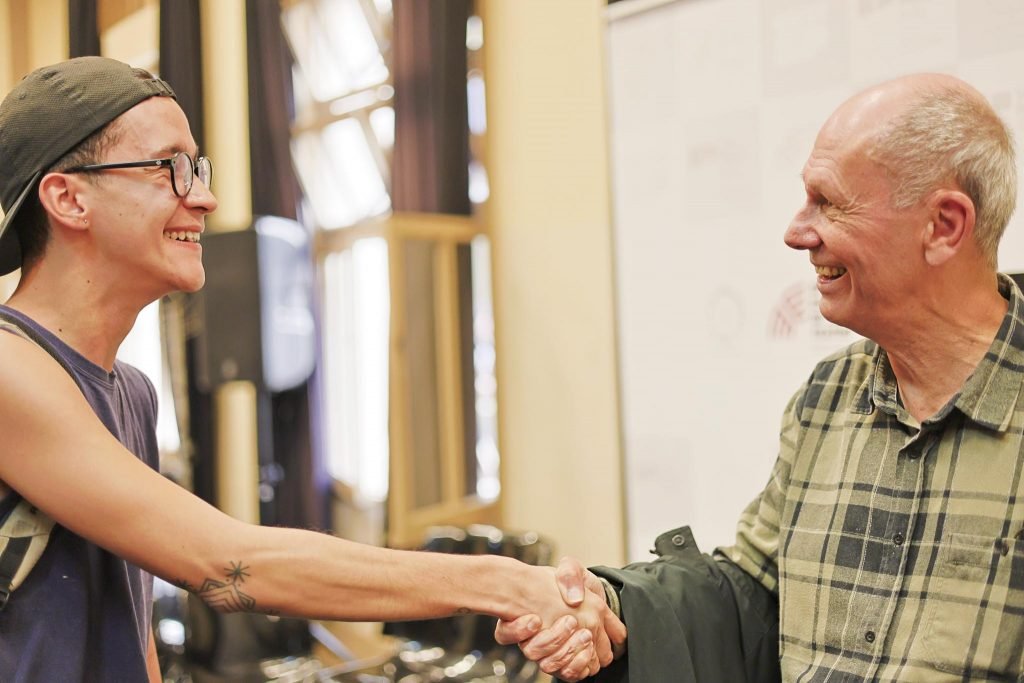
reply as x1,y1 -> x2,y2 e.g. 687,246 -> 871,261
801,116 -> 874,183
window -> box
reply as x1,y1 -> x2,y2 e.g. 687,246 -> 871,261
283,0 -> 500,547
285,0 -> 394,231
321,239 -> 390,503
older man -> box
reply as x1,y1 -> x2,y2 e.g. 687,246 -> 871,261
505,73 -> 1023,681
0,57 -> 623,682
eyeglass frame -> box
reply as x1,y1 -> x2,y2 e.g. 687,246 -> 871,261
62,151 -> 213,198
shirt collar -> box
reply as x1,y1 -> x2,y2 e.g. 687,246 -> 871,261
864,273 -> 1024,431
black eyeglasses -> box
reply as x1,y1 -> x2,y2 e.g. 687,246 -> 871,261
63,151 -> 213,198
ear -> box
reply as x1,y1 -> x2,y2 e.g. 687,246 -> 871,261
37,172 -> 91,232
922,190 -> 975,267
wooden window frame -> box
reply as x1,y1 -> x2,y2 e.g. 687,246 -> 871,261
316,211 -> 500,548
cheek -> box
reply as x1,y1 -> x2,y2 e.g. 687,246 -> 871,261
104,203 -> 163,235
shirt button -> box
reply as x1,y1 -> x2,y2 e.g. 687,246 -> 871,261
893,533 -> 905,547
865,630 -> 876,643
906,450 -> 922,461
671,534 -> 686,547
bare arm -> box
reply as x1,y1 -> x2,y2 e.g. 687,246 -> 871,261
0,334 -> 613,635
147,626 -> 161,683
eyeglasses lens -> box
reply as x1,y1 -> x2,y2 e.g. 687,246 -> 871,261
197,157 -> 213,190
171,152 -> 193,197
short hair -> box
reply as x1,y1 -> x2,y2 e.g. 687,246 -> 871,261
14,65 -> 153,273
15,121 -> 124,270
870,86 -> 1016,269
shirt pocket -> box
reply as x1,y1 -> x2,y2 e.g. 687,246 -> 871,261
919,532 -> 1024,677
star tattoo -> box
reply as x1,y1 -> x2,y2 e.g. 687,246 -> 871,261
225,561 -> 251,584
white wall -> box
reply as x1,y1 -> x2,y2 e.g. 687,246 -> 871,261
607,0 -> 1024,560
484,0 -> 626,566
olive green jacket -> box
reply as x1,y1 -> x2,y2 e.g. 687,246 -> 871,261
575,527 -> 780,683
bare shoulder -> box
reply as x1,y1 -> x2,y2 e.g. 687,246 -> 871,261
0,330 -> 119,514
0,329 -> 85,421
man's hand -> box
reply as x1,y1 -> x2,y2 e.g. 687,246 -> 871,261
494,557 -> 627,681
500,613 -> 600,679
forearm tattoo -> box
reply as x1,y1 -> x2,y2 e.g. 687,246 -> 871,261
175,561 -> 257,613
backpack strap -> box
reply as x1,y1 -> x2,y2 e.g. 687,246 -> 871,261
0,501 -> 55,610
0,309 -> 82,611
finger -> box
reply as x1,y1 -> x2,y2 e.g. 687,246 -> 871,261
494,614 -> 542,645
555,556 -> 587,606
521,614 -> 578,660
583,570 -> 607,597
554,644 -> 598,682
539,628 -> 593,674
603,609 -> 628,647
585,649 -> 602,679
592,621 -> 613,667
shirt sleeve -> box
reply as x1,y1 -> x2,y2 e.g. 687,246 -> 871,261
716,383 -> 806,595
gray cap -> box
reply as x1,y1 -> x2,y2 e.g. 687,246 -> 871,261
0,56 -> 176,276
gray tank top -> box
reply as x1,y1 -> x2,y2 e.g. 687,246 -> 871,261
0,305 -> 159,682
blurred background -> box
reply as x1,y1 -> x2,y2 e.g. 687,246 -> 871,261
1,0 -> 1023,680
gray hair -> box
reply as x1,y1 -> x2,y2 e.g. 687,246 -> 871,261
870,86 -> 1016,269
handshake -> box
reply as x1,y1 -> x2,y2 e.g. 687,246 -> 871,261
493,557 -> 627,682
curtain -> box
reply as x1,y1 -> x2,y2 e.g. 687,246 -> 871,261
392,0 -> 472,215
246,0 -> 301,220
391,0 -> 478,512
157,0 -> 217,505
69,0 -> 101,58
245,0 -> 329,531
385,0 -> 480,648
159,0 -> 205,153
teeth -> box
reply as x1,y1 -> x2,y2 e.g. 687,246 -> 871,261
167,231 -> 200,243
815,265 -> 847,278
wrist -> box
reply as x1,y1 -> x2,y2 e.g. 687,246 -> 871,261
596,576 -> 621,620
595,576 -> 627,659
484,555 -> 543,620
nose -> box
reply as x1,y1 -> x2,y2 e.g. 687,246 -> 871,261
784,210 -> 821,252
185,177 -> 218,215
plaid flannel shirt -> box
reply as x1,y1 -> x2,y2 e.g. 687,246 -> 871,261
722,273 -> 1024,682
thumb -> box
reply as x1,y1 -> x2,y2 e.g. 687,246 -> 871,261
555,556 -> 587,606
494,614 -> 542,645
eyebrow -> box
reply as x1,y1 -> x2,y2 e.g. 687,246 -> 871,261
800,170 -> 831,194
150,145 -> 201,158
800,172 -> 819,192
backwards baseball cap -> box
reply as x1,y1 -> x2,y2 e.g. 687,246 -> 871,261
0,56 -> 176,276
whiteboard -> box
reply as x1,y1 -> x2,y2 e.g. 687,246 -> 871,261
606,0 -> 1024,561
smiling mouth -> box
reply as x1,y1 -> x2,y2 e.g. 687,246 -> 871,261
815,265 -> 846,280
166,231 -> 201,243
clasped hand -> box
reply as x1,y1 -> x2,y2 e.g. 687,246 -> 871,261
494,557 -> 626,681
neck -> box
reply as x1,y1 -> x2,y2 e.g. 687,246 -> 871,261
6,259 -> 150,371
881,273 -> 1006,422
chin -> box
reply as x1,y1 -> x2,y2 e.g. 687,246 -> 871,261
174,267 -> 206,294
819,304 -> 871,340
181,275 -> 206,293
818,301 -> 851,329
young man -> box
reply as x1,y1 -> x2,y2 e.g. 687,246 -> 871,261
506,73 -> 1024,682
0,56 -> 624,682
